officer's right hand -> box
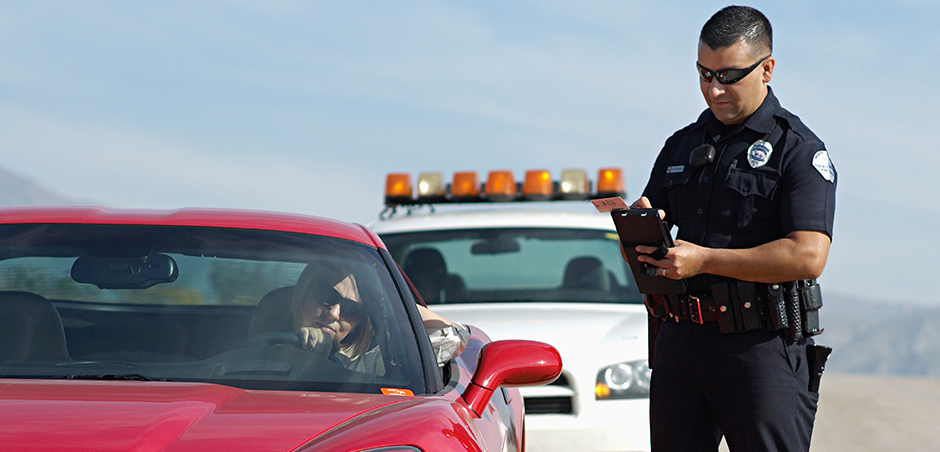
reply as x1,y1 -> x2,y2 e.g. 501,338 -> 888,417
297,327 -> 334,356
629,196 -> 666,220
636,239 -> 708,280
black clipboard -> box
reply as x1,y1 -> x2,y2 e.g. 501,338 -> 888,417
611,209 -> 687,294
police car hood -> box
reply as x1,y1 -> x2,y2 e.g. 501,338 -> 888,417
433,302 -> 648,362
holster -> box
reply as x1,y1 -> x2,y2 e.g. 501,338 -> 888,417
807,344 -> 832,392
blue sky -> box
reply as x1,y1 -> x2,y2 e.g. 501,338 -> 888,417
2,1 -> 939,305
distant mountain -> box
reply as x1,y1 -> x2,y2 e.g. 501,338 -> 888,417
0,166 -> 76,206
821,292 -> 940,377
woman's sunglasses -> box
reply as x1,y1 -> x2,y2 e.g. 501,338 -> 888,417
696,55 -> 770,85
319,294 -> 367,321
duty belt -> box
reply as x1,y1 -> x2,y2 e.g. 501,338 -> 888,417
646,279 -> 824,339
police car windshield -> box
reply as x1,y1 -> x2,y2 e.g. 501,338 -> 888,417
381,228 -> 644,305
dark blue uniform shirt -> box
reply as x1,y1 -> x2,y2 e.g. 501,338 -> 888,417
643,87 -> 836,251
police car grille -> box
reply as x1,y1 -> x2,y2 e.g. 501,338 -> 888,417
523,374 -> 573,415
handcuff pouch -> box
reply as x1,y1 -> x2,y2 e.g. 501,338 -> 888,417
711,282 -> 736,334
735,281 -> 762,331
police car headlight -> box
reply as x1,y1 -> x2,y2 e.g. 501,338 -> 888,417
595,360 -> 650,400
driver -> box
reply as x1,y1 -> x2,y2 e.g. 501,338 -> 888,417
291,262 -> 469,375
292,263 -> 382,374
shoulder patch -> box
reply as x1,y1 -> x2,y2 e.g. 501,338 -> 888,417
812,150 -> 835,183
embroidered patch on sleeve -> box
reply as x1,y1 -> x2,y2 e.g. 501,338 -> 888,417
812,150 -> 835,183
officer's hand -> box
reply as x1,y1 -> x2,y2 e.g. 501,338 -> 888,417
297,327 -> 335,356
629,196 -> 666,220
636,239 -> 707,279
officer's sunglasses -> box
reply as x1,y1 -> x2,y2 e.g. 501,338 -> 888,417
696,55 -> 770,85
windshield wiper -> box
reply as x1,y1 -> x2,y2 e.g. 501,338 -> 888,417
64,374 -> 162,382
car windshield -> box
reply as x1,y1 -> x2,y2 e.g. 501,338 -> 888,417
381,227 -> 643,305
0,224 -> 424,394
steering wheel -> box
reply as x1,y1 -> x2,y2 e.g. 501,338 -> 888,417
231,331 -> 304,349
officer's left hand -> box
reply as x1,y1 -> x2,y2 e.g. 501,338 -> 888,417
636,239 -> 706,279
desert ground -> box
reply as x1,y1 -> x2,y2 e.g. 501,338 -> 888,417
811,373 -> 940,451
717,373 -> 940,452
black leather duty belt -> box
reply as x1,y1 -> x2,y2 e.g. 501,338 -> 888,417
647,294 -> 720,324
648,281 -> 773,334
687,295 -> 720,324
648,279 -> 824,337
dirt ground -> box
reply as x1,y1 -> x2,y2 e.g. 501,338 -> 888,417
811,373 -> 940,452
717,373 -> 940,452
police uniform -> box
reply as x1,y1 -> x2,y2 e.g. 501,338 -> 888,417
641,87 -> 836,452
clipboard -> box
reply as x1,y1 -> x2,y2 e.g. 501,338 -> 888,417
610,208 -> 687,294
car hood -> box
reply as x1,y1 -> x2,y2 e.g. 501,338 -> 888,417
0,379 -> 410,451
433,302 -> 648,360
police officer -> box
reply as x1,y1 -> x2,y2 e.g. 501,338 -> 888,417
629,6 -> 836,452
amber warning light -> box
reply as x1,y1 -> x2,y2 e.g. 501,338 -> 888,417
384,168 -> 626,207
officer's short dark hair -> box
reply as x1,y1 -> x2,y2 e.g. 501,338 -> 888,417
700,6 -> 772,57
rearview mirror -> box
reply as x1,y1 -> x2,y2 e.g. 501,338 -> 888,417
470,238 -> 520,255
71,254 -> 179,289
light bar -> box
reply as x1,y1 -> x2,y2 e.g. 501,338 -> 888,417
523,170 -> 553,200
485,170 -> 517,201
559,168 -> 590,199
385,173 -> 413,205
596,168 -> 625,198
382,167 -> 625,207
416,172 -> 446,202
450,171 -> 480,200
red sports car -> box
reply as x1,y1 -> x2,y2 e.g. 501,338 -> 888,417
0,207 -> 561,451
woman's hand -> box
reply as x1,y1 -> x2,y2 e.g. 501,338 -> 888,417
297,327 -> 335,356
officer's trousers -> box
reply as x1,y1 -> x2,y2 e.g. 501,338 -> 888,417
649,321 -> 818,452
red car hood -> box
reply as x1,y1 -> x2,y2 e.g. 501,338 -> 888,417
0,379 -> 412,451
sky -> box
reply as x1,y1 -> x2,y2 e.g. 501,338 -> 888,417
2,1 -> 939,305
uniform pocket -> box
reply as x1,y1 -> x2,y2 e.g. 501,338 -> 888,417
665,170 -> 695,225
727,170 -> 777,228
664,169 -> 692,188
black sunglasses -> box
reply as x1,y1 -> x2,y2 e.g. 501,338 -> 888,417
696,55 -> 770,85
319,294 -> 367,321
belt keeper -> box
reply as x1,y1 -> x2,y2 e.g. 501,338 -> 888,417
688,296 -> 704,324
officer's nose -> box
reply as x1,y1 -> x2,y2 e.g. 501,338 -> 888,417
707,78 -> 726,98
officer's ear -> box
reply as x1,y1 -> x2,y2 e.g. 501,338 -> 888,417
761,57 -> 775,83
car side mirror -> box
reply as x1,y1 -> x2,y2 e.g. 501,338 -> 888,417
462,340 -> 562,417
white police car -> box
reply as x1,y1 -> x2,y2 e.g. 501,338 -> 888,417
370,169 -> 651,452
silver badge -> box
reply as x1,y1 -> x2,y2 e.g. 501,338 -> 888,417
812,150 -> 835,183
747,140 -> 773,168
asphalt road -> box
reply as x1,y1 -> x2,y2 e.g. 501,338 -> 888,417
715,373 -> 940,452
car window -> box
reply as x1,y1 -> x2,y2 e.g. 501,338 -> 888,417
0,224 -> 424,395
382,228 -> 643,304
